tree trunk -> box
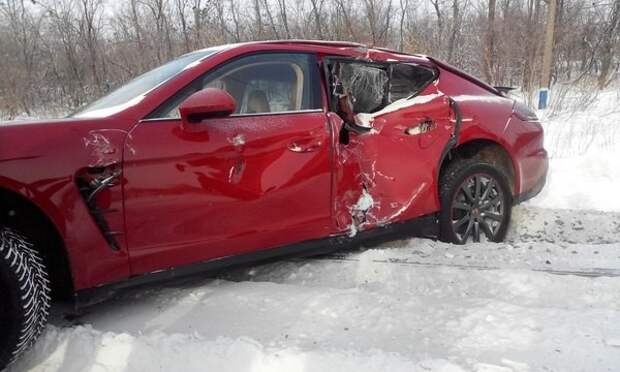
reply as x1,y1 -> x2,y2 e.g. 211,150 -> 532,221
309,0 -> 324,39
482,0 -> 496,84
429,0 -> 443,51
277,0 -> 291,39
398,0 -> 408,51
598,0 -> 620,88
447,0 -> 459,63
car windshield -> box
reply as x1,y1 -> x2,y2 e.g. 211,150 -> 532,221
72,47 -> 222,118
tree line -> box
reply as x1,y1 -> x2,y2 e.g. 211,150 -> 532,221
0,0 -> 618,118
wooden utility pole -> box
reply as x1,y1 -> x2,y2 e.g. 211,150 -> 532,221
539,0 -> 557,109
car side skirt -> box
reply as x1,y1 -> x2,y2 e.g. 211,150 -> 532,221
74,213 -> 439,308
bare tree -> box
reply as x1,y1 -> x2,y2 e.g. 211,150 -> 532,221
522,0 -> 543,98
482,0 -> 496,84
363,0 -> 393,46
429,0 -> 443,51
447,0 -> 460,63
79,0 -> 104,91
262,0 -> 281,39
175,0 -> 192,52
334,0 -> 357,40
276,0 -> 291,38
398,0 -> 409,51
598,0 -> 620,88
228,0 -> 242,42
309,0 -> 324,39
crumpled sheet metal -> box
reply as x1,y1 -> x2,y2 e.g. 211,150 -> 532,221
330,86 -> 452,237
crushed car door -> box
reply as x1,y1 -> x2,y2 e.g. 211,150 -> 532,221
324,58 -> 457,236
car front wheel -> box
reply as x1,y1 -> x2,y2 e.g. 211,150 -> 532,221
0,227 -> 51,371
439,159 -> 512,244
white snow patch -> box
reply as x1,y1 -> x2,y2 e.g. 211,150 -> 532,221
16,326 -> 468,372
527,89 -> 620,212
353,188 -> 374,212
229,134 -> 246,146
605,338 -> 620,347
348,189 -> 375,237
473,363 -> 514,372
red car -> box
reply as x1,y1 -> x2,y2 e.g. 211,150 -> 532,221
0,40 -> 547,369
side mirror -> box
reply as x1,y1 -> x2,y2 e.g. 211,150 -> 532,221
179,88 -> 236,125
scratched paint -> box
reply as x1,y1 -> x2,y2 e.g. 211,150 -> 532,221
82,129 -> 129,167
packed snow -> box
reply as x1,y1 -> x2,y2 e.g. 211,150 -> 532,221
9,89 -> 620,372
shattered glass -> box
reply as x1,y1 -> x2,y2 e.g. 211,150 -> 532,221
389,63 -> 437,102
338,63 -> 389,113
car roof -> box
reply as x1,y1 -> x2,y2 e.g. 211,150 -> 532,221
266,39 -> 428,56
260,39 -> 368,49
206,39 -> 432,65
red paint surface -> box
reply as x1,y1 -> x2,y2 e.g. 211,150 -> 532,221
0,41 -> 547,290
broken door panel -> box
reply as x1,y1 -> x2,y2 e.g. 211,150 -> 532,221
327,60 -> 454,236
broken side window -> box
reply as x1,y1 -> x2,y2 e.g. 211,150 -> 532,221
388,64 -> 437,102
338,63 -> 389,114
327,59 -> 437,142
329,60 -> 436,118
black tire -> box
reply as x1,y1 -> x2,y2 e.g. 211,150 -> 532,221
0,227 -> 51,371
439,159 -> 512,244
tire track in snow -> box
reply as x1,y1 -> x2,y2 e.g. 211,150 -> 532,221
508,205 -> 620,244
349,205 -> 620,277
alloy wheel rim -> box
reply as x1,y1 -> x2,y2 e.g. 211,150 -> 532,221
450,173 -> 504,243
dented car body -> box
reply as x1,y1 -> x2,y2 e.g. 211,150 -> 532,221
0,40 -> 548,304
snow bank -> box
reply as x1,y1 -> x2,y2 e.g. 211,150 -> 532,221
530,153 -> 620,211
527,89 -> 620,212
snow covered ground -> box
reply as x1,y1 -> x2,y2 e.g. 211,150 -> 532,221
528,87 -> 620,212
10,90 -> 620,372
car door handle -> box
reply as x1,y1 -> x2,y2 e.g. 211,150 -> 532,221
288,138 -> 322,153
405,119 -> 436,136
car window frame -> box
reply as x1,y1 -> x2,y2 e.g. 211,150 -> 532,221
323,57 -> 438,115
143,51 -> 325,122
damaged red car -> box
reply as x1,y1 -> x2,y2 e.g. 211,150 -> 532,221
0,40 -> 547,369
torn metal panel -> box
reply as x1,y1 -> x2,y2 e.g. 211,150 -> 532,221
328,65 -> 456,236
78,129 -> 130,251
76,163 -> 124,251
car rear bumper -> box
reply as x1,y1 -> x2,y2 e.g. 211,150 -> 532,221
514,149 -> 548,204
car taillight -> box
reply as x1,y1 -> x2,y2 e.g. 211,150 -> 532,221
513,101 -> 539,122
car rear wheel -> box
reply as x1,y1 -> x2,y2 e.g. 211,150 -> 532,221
0,227 -> 51,371
439,159 -> 512,244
